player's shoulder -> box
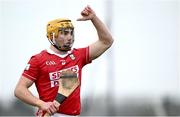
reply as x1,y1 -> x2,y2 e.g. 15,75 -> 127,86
31,49 -> 48,59
72,46 -> 88,53
28,50 -> 48,65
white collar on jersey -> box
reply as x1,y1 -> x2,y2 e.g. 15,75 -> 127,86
46,48 -> 73,58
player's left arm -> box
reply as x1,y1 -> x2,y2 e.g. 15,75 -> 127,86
77,5 -> 114,61
89,15 -> 114,61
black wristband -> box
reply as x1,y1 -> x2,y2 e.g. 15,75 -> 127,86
55,93 -> 67,104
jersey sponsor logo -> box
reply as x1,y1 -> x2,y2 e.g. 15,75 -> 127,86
46,60 -> 56,65
50,80 -> 59,87
49,65 -> 79,87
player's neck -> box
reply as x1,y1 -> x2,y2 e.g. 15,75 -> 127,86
50,45 -> 68,55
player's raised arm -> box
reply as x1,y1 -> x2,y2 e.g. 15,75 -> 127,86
77,5 -> 114,61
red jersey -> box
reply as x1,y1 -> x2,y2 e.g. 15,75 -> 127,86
22,47 -> 91,115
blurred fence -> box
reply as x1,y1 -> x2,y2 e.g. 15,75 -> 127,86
1,95 -> 180,116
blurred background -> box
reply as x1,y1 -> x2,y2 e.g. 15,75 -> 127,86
0,0 -> 180,116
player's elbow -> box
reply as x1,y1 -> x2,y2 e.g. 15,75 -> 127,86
14,85 -> 21,98
14,87 -> 18,98
109,37 -> 114,47
104,37 -> 114,48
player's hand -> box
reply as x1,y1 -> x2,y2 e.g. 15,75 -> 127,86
77,5 -> 96,21
38,101 -> 59,115
53,100 -> 60,109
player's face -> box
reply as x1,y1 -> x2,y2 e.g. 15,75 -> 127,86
56,28 -> 74,51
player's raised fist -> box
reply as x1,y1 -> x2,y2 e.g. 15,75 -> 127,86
77,5 -> 96,21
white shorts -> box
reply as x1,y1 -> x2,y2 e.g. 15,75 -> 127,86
51,113 -> 78,117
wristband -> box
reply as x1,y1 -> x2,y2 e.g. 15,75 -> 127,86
55,93 -> 67,104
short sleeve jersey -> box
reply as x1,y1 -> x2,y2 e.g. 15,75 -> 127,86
22,47 -> 91,115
